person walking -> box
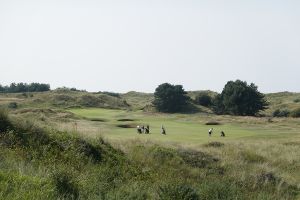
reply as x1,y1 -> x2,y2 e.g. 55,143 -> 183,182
220,130 -> 225,137
208,128 -> 213,136
161,125 -> 166,135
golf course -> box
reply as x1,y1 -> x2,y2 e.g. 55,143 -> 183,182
0,88 -> 300,199
68,108 -> 300,145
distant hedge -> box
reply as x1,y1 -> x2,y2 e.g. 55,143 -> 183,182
0,82 -> 50,93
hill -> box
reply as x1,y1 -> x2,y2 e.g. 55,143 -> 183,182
0,89 -> 130,110
264,92 -> 300,115
1,89 -> 300,116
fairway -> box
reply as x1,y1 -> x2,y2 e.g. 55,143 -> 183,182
69,108 -> 300,145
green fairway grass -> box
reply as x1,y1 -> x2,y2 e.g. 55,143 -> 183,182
69,108 -> 300,145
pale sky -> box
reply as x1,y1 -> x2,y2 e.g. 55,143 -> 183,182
0,0 -> 299,93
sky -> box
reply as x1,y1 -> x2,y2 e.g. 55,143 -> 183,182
0,0 -> 299,93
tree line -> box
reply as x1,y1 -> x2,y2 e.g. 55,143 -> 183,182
0,83 -> 50,93
153,80 -> 268,116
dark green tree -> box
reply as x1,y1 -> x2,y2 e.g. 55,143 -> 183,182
214,80 -> 268,116
0,82 -> 50,93
153,83 -> 190,113
212,94 -> 225,115
0,84 -> 4,92
9,83 -> 17,93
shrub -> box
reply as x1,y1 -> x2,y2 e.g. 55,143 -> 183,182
293,98 -> 300,103
195,92 -> 212,107
0,109 -> 12,132
272,109 -> 290,117
8,102 -> 18,109
290,108 -> 300,118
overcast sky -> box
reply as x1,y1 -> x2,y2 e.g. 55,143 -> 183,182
0,0 -> 299,93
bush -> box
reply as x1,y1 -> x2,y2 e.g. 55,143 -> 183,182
293,98 -> 300,103
8,102 -> 18,109
195,93 -> 212,107
290,108 -> 300,118
0,109 -> 12,132
272,109 -> 290,117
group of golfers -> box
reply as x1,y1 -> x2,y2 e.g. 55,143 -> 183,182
208,128 -> 225,137
136,125 -> 225,137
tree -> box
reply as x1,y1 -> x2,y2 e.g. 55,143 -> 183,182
212,94 -> 225,115
9,83 -> 17,93
153,83 -> 190,113
0,84 -> 4,92
0,82 -> 50,93
214,80 -> 268,116
195,92 -> 212,107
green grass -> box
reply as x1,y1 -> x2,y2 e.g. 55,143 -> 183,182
68,108 -> 300,145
